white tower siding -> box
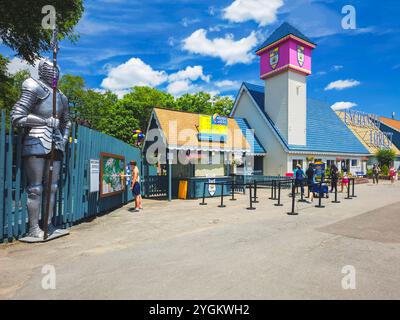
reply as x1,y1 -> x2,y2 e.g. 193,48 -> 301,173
265,70 -> 307,146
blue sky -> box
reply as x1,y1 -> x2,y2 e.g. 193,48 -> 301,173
2,0 -> 400,117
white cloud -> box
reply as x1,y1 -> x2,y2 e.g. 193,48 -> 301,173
166,80 -> 192,96
101,57 -> 168,91
215,80 -> 240,89
325,79 -> 360,91
101,58 -> 214,97
182,29 -> 259,65
223,0 -> 283,26
7,58 -> 39,78
331,102 -> 357,111
168,65 -> 210,83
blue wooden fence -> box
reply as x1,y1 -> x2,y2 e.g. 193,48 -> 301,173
0,110 -> 141,243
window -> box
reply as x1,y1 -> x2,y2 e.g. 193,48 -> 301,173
351,159 -> 358,167
292,159 -> 303,171
327,160 -> 336,168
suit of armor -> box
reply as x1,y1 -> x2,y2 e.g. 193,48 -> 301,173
11,59 -> 71,238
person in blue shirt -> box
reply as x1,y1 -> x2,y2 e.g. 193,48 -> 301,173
295,164 -> 306,197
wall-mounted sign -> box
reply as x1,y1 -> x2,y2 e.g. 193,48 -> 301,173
100,152 -> 126,198
269,47 -> 279,69
89,159 -> 100,193
297,45 -> 304,67
198,114 -> 228,142
344,110 -> 380,129
370,131 -> 393,148
344,109 -> 393,148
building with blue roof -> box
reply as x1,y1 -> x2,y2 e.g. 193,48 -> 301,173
231,22 -> 370,176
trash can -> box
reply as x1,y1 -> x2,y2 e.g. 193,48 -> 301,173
178,180 -> 188,199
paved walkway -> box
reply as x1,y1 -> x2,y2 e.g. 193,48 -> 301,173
0,181 -> 399,299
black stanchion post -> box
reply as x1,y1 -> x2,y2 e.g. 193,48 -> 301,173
247,184 -> 256,210
345,179 -> 352,200
287,183 -> 298,215
274,181 -> 283,207
351,178 -> 357,198
253,181 -> 259,203
200,182 -> 207,205
298,180 -> 307,203
315,181 -> 325,208
273,179 -> 277,200
230,180 -> 236,201
332,182 -> 340,203
269,180 -> 275,199
218,182 -> 226,208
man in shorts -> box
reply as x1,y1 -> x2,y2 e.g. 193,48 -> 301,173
131,160 -> 142,211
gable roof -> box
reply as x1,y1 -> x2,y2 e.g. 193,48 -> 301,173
236,82 -> 369,155
380,116 -> 400,132
256,22 -> 316,53
336,112 -> 400,155
151,108 -> 251,153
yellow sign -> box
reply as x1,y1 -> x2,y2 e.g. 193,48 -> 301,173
199,114 -> 228,141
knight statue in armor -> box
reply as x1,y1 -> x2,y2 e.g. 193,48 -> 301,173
11,58 -> 71,239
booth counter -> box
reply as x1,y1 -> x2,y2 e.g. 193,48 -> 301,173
176,176 -> 232,200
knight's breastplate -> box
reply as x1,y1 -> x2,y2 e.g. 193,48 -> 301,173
26,85 -> 65,154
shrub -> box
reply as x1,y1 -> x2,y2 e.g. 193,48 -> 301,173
375,149 -> 396,167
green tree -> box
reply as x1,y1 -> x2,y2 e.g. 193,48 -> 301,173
375,149 -> 396,167
84,89 -> 118,130
0,54 -> 30,126
175,92 -> 212,114
0,0 -> 84,64
211,95 -> 234,116
59,74 -> 86,120
118,86 -> 176,132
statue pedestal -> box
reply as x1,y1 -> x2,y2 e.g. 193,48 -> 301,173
19,229 -> 70,243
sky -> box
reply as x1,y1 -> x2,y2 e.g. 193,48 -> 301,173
2,0 -> 400,117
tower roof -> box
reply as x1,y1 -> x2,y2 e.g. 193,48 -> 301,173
256,22 -> 316,53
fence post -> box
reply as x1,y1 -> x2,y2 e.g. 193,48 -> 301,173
218,182 -> 226,208
351,178 -> 357,198
274,181 -> 283,207
247,184 -> 256,210
253,181 -> 259,203
332,182 -> 340,204
14,131 -> 22,237
0,111 -> 5,242
200,182 -> 207,205
315,181 -> 325,208
6,123 -> 13,240
230,180 -> 236,201
345,180 -> 352,200
287,182 -> 298,215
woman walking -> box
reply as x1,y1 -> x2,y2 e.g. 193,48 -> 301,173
389,165 -> 396,184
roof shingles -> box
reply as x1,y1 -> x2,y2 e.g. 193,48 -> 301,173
242,82 -> 370,155
256,22 -> 316,53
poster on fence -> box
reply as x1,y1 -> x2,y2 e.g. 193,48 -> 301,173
89,159 -> 100,193
100,152 -> 126,198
